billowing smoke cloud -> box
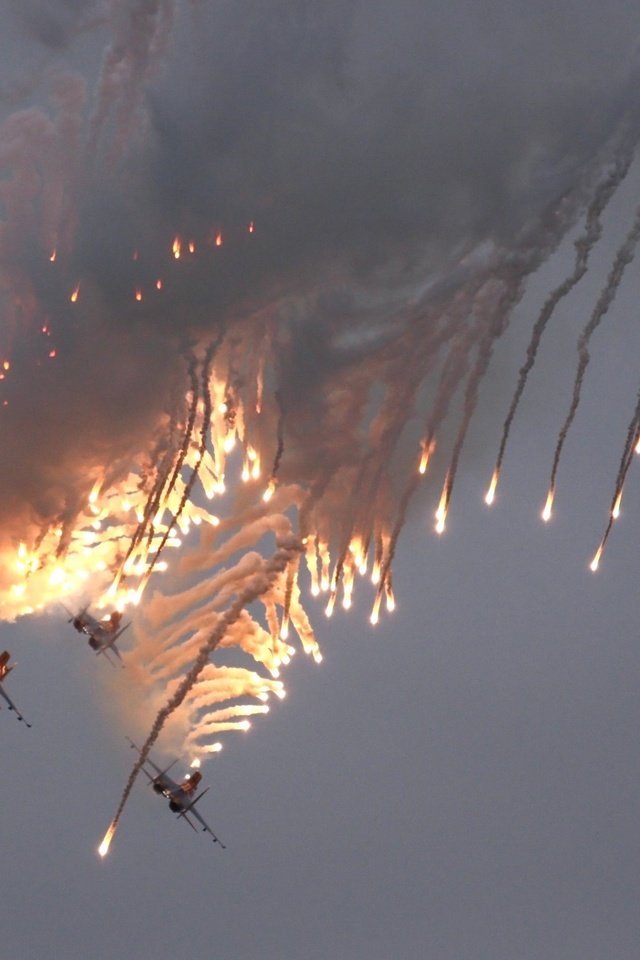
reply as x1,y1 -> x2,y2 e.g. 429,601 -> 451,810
2,2 -> 638,550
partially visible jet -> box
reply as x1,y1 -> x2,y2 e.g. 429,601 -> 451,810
0,651 -> 31,727
127,738 -> 225,847
62,605 -> 129,665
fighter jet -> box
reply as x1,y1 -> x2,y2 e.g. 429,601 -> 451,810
0,651 -> 31,727
127,738 -> 225,847
62,605 -> 129,666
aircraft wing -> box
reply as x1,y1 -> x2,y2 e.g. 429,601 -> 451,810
60,602 -> 90,627
97,643 -> 125,668
179,790 -> 226,848
0,683 -> 31,727
106,623 -> 130,662
126,737 -> 177,781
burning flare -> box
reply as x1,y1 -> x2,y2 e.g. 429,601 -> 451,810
435,480 -> 449,535
485,469 -> 499,506
98,821 -> 118,858
612,491 -> 622,519
590,544 -> 603,572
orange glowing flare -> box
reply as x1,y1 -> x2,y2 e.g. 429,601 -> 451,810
590,544 -> 603,572
3,360 -> 10,372
70,284 -> 80,303
418,439 -> 435,475
48,349 -> 57,359
188,241 -> 196,254
435,482 -> 449,535
156,279 -> 163,290
135,289 -> 142,302
384,580 -> 396,613
369,593 -> 382,626
612,491 -> 622,519
215,232 -> 223,247
485,470 -> 499,506
248,221 -> 255,233
263,479 -> 276,503
635,437 -> 640,455
49,248 -> 57,262
541,488 -> 554,523
172,236 -> 181,259
98,822 -> 117,858
325,593 -> 336,618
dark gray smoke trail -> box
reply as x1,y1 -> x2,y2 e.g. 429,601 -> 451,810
548,205 -> 640,498
87,0 -> 175,169
113,351 -> 199,590
593,388 -> 640,562
492,137 -> 637,486
140,331 -> 225,588
269,390 -> 285,483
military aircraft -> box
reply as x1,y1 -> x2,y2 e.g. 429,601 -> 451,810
62,605 -> 129,665
0,651 -> 31,727
127,738 -> 225,847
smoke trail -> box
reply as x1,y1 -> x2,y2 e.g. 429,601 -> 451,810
115,351 -> 199,584
139,332 -> 225,589
103,535 -> 301,844
491,138 -> 637,493
87,0 -> 176,169
441,271 -> 525,521
611,391 -> 640,499
323,286 -> 479,599
280,554 -> 298,639
265,389 -> 285,496
591,388 -> 640,568
547,205 -> 640,502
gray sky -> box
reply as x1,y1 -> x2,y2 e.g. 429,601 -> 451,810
2,3 -> 640,959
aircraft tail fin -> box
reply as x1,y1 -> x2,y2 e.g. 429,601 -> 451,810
0,651 -> 13,678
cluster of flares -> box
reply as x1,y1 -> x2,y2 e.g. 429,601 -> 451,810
2,2 -> 640,858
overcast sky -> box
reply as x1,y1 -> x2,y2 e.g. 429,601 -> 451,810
2,4 -> 640,959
